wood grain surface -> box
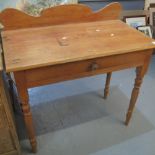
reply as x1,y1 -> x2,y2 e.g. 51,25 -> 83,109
24,50 -> 150,88
0,71 -> 21,154
0,3 -> 121,30
2,20 -> 155,72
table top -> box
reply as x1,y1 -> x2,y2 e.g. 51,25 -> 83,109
2,20 -> 155,72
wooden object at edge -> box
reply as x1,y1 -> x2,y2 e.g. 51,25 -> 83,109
0,53 -> 20,155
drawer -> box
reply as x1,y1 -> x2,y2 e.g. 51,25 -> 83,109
25,50 -> 149,88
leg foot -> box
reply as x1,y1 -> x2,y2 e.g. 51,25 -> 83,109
31,139 -> 37,153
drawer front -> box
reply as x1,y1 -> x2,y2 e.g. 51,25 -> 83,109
25,50 -> 150,88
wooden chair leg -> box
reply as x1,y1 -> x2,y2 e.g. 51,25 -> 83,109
104,72 -> 112,99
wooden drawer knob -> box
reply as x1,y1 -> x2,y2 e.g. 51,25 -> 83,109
90,62 -> 99,71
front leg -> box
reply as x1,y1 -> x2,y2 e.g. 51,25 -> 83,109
125,50 -> 153,125
14,71 -> 37,153
125,67 -> 144,125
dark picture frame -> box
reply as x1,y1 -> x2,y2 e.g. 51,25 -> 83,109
137,25 -> 153,38
149,4 -> 155,26
123,15 -> 147,28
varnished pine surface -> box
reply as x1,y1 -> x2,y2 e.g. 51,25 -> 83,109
2,20 -> 155,72
0,3 -> 122,30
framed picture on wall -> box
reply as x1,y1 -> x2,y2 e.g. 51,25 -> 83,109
123,15 -> 147,28
137,26 -> 153,38
144,0 -> 155,10
149,4 -> 155,25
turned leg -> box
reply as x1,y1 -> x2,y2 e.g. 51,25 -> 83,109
104,72 -> 112,99
14,71 -> 37,153
125,66 -> 145,125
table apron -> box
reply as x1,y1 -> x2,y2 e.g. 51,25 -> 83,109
17,50 -> 152,88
